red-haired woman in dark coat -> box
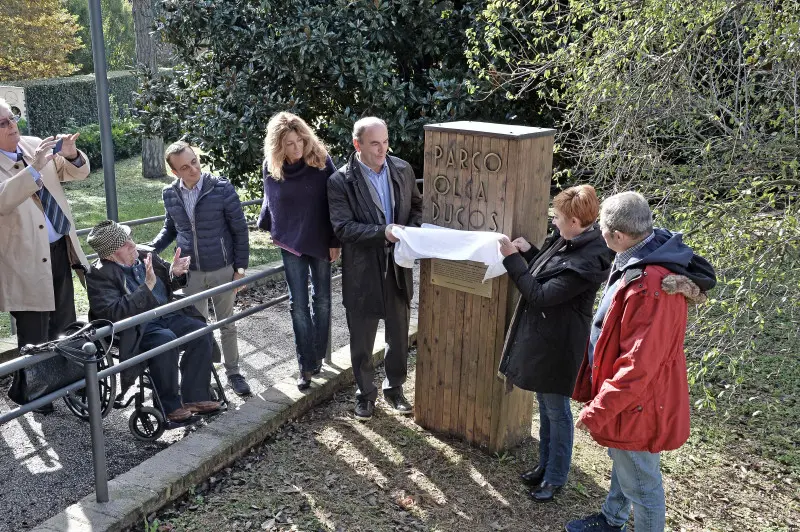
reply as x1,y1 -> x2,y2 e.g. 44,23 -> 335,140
498,185 -> 613,503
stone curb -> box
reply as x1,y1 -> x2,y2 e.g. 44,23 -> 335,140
31,321 -> 418,532
0,260 -> 287,364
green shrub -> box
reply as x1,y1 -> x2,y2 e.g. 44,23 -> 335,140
136,0 -> 543,192
12,71 -> 138,137
75,119 -> 141,169
468,0 -> 800,403
16,118 -> 29,135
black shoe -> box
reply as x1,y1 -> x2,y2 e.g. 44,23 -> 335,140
32,402 -> 55,414
297,372 -> 312,391
565,513 -> 626,532
383,391 -> 413,415
520,465 -> 546,486
354,399 -> 375,420
531,481 -> 562,502
228,373 -> 251,396
311,359 -> 323,376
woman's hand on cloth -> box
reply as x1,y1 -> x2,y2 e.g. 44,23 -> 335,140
499,236 -> 518,257
512,237 -> 531,253
329,247 -> 341,262
500,236 -> 533,257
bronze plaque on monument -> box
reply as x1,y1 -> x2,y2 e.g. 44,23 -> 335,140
430,259 -> 493,298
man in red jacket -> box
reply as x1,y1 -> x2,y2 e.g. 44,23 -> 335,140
566,192 -> 715,532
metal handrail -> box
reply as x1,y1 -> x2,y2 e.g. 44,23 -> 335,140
0,263 -> 282,380
1,261 -> 342,504
0,288 -> 291,424
0,267 -> 290,423
74,198 -> 264,237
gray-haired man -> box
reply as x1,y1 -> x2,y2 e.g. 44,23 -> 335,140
327,117 -> 423,420
567,192 -> 715,532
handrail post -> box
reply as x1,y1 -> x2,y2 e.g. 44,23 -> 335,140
325,313 -> 332,364
83,342 -> 109,502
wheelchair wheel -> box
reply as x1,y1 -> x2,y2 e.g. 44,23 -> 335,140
63,351 -> 117,420
128,406 -> 165,442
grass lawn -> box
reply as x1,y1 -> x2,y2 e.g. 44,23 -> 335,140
0,156 -> 280,337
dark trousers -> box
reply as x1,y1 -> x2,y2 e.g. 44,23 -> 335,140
346,265 -> 410,402
11,237 -> 76,348
139,313 -> 213,414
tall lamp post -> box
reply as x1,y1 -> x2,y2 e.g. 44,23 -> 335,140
88,0 -> 119,221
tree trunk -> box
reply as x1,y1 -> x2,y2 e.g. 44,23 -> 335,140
141,135 -> 165,178
132,0 -> 166,179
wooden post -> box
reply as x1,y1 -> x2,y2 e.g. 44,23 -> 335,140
414,121 -> 556,453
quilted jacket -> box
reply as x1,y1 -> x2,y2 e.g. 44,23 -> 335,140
151,174 -> 249,272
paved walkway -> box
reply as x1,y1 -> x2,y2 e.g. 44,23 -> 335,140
0,264 -> 420,531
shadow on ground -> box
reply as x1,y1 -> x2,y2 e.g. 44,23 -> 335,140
0,277 -> 349,531
142,353 -> 609,532
140,346 -> 800,532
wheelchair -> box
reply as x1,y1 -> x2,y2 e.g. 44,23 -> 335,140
60,322 -> 229,442
114,357 -> 229,442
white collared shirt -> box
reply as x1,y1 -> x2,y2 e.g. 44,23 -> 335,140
179,174 -> 204,224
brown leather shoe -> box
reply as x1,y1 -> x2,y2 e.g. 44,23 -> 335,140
185,401 -> 221,414
167,406 -> 192,422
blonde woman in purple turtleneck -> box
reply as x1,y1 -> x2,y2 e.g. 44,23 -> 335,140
257,112 -> 341,390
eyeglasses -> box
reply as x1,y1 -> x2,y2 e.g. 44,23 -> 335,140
0,115 -> 20,129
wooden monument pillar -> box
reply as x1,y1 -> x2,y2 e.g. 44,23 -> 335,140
414,121 -> 556,452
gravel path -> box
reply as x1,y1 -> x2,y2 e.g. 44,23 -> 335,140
0,267 -> 420,531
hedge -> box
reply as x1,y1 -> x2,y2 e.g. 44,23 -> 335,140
74,119 -> 141,169
11,70 -> 138,137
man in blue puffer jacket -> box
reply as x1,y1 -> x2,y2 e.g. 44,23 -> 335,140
150,141 -> 251,396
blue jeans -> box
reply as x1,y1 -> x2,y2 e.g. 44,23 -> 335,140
139,312 -> 213,414
281,250 -> 332,373
536,392 -> 574,485
602,448 -> 666,531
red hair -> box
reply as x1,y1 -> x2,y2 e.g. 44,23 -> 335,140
553,185 -> 599,227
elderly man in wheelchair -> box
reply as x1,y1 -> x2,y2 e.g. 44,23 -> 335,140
85,220 -> 221,426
